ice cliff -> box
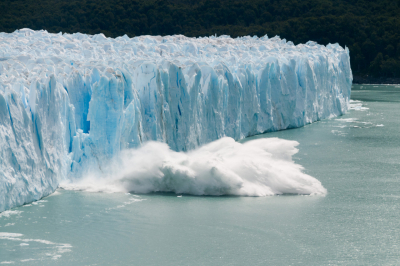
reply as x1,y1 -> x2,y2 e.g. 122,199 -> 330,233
0,29 -> 352,212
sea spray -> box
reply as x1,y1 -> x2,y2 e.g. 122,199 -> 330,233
60,137 -> 326,196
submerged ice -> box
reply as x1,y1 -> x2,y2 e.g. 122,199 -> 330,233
0,29 -> 351,211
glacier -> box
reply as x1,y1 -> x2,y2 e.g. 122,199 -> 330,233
0,29 -> 352,212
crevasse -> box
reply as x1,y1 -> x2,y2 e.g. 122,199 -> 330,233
0,29 -> 352,212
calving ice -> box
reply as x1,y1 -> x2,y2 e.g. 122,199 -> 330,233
60,138 -> 327,196
0,29 -> 352,212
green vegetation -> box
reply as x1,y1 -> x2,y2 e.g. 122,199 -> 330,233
1,0 -> 400,78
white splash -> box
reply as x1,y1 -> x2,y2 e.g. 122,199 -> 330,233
60,137 -> 326,196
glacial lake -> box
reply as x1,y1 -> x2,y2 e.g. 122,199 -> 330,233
1,84 -> 400,265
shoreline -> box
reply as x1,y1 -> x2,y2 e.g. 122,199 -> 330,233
353,75 -> 400,85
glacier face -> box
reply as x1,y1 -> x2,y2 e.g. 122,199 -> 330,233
0,29 -> 352,212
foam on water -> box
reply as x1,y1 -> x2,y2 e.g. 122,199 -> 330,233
0,232 -> 71,261
60,137 -> 327,196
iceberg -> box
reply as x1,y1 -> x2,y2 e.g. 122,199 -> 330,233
0,29 -> 352,212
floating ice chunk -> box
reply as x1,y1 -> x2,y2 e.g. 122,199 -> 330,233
0,211 -> 23,218
349,100 -> 369,111
336,118 -> 358,123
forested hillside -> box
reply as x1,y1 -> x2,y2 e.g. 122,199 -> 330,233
1,0 -> 400,79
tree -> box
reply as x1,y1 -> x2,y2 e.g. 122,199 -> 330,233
369,53 -> 383,77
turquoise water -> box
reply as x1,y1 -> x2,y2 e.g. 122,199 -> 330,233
1,85 -> 400,265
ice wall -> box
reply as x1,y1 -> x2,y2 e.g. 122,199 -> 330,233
0,29 -> 352,211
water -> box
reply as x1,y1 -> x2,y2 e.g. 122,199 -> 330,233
1,85 -> 400,265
